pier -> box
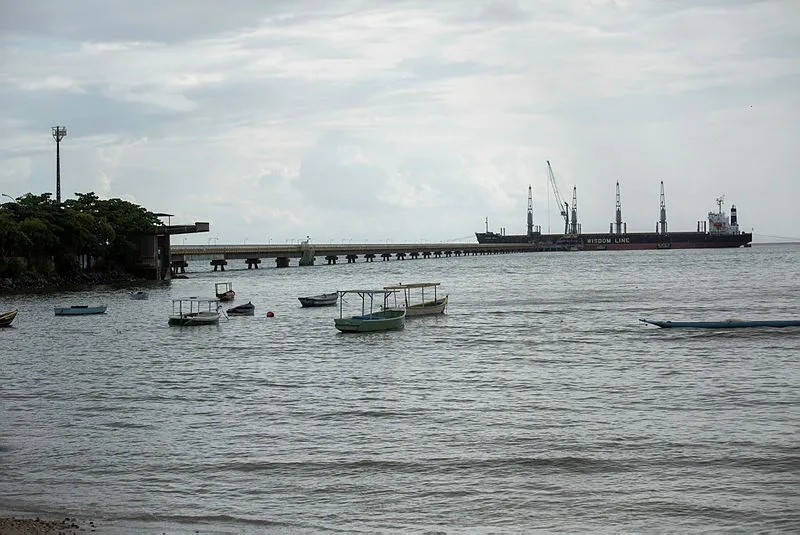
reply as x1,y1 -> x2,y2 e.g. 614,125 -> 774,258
169,242 -> 537,272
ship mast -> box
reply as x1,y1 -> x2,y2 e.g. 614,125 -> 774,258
526,185 -> 533,237
569,186 -> 579,234
612,181 -> 626,234
657,181 -> 667,234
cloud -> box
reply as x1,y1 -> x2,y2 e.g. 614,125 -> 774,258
0,0 -> 797,243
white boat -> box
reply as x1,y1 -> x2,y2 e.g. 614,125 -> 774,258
169,298 -> 221,326
383,282 -> 448,317
129,291 -> 149,300
335,290 -> 405,333
54,305 -> 107,316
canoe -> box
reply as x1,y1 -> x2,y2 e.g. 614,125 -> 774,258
55,305 -> 107,316
335,309 -> 406,333
0,309 -> 18,327
640,318 -> 800,329
299,292 -> 338,307
227,302 -> 255,316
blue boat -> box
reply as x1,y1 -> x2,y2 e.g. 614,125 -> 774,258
640,319 -> 800,329
55,305 -> 107,316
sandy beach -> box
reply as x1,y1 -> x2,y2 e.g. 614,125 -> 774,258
0,516 -> 94,535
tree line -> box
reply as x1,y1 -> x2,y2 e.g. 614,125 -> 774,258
0,192 -> 161,278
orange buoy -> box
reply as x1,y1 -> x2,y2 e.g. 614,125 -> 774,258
266,311 -> 275,318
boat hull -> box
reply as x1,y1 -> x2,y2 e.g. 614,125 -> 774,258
641,319 -> 800,329
169,312 -> 221,326
216,290 -> 235,302
405,296 -> 448,317
335,309 -> 406,332
299,293 -> 338,307
0,309 -> 18,327
55,305 -> 107,316
476,231 -> 753,250
227,303 -> 255,316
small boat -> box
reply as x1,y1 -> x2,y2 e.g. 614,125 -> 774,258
640,318 -> 800,329
129,291 -> 149,300
54,305 -> 107,316
334,290 -> 405,333
383,282 -> 448,317
298,292 -> 338,307
215,282 -> 235,301
0,309 -> 18,327
169,298 -> 221,326
227,301 -> 255,316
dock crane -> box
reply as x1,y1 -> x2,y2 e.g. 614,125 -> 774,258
546,160 -> 570,234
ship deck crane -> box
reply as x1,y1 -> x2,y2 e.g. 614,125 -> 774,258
546,160 -> 570,234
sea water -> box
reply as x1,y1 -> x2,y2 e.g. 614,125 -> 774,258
1,244 -> 798,533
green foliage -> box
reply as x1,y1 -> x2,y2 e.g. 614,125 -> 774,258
0,192 -> 161,277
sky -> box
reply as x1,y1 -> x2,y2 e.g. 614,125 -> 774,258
1,0 -> 798,244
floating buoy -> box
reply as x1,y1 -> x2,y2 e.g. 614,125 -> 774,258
266,311 -> 275,318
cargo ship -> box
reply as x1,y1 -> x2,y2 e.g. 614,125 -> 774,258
475,162 -> 753,251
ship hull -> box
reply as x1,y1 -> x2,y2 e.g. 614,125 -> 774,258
475,231 -> 753,250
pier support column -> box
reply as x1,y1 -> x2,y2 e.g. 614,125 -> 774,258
275,257 -> 290,268
422,251 -> 431,259
346,254 -> 358,263
382,253 -> 391,261
410,252 -> 420,260
325,255 -> 338,265
365,254 -> 375,262
211,259 -> 227,271
396,252 -> 406,260
246,258 -> 261,269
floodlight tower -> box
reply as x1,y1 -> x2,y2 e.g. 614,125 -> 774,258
52,126 -> 68,203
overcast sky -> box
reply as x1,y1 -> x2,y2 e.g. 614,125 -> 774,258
1,0 -> 798,244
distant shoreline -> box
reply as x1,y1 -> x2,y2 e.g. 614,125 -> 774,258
0,271 -> 150,296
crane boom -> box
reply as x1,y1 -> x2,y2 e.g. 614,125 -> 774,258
546,160 -> 570,234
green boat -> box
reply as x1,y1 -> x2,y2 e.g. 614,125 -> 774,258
334,290 -> 406,333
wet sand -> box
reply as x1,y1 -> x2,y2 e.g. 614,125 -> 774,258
0,516 -> 94,534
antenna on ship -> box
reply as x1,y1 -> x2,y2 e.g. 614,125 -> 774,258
527,185 -> 534,237
612,181 -> 625,234
657,181 -> 667,234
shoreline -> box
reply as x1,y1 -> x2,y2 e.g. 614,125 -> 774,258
0,271 -> 155,296
0,516 -> 95,535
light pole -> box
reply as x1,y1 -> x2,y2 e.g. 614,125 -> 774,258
51,126 -> 67,203
1,193 -> 14,203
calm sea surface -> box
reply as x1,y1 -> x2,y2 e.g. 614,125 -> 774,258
1,245 -> 799,534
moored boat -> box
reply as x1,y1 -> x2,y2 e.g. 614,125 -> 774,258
383,282 -> 448,317
227,301 -> 255,316
0,309 -> 18,327
169,298 -> 221,326
640,318 -> 800,329
299,292 -> 338,307
215,282 -> 235,301
334,290 -> 405,333
54,305 -> 107,316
